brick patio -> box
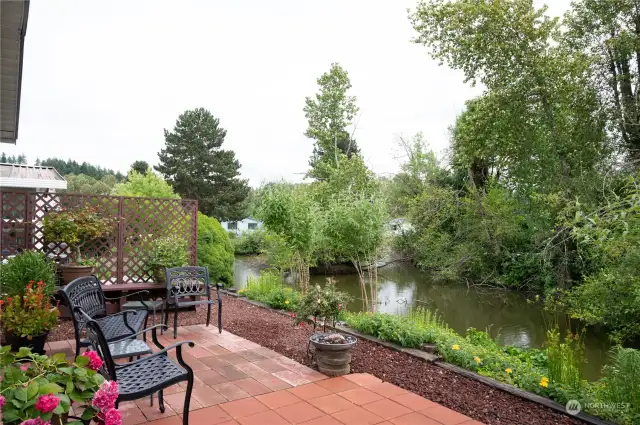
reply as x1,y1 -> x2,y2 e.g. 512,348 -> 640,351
47,324 -> 485,425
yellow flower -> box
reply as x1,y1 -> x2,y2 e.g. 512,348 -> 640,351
540,377 -> 549,388
474,356 -> 481,365
452,344 -> 460,351
505,368 -> 512,374
285,300 -> 290,305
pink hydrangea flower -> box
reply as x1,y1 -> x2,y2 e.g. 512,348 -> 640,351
102,407 -> 123,425
0,394 -> 6,409
35,394 -> 60,413
82,350 -> 104,371
19,419 -> 51,425
19,363 -> 30,372
92,381 -> 119,411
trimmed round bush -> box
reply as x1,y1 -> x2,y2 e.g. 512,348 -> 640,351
197,212 -> 234,286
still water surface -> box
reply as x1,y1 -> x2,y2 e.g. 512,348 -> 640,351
234,257 -> 612,380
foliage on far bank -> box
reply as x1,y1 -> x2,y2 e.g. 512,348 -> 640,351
197,212 -> 234,286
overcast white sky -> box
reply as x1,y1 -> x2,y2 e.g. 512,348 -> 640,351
3,0 -> 572,187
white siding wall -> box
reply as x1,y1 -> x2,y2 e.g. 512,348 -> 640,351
221,218 -> 263,236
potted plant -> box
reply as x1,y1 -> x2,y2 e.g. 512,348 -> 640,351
0,251 -> 57,298
43,206 -> 115,284
0,281 -> 59,354
296,280 -> 356,376
145,235 -> 189,284
0,346 -> 122,425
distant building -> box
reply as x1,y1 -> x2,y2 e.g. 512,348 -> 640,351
220,217 -> 263,236
387,218 -> 413,235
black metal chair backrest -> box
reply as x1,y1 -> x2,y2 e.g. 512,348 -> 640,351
165,266 -> 211,303
78,308 -> 117,381
60,276 -> 107,335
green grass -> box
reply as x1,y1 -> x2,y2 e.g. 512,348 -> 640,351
239,270 -> 299,310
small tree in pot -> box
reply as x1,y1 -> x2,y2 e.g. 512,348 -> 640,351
43,206 -> 115,284
295,280 -> 355,376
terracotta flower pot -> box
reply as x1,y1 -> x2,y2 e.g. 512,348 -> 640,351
310,333 -> 357,376
59,264 -> 94,285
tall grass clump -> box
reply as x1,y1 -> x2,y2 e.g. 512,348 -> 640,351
545,326 -> 585,391
240,270 -> 299,310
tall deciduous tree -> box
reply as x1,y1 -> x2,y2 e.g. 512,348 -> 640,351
156,108 -> 249,221
410,0 -> 607,194
113,170 -> 178,198
129,161 -> 149,176
565,0 -> 640,160
304,63 -> 360,180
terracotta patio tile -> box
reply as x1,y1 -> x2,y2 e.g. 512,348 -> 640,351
390,412 -> 441,425
307,394 -> 355,414
254,373 -> 293,391
187,346 -> 214,358
236,349 -> 267,362
48,340 -> 72,352
237,409 -> 290,425
219,352 -> 249,365
287,382 -> 332,400
253,347 -> 281,358
198,369 -> 230,386
182,405 -> 233,425
219,397 -> 269,418
218,341 -> 248,352
216,365 -> 250,381
316,377 -> 359,393
275,401 -> 325,424
339,387 -> 384,405
205,344 -> 232,355
201,355 -> 232,369
256,389 -> 303,409
273,370 -> 312,387
299,415 -> 344,425
460,421 -> 486,425
121,405 -> 148,425
147,416 -> 183,425
419,406 -> 473,425
192,384 -> 227,407
182,353 -> 210,371
237,339 -> 262,350
272,355 -> 299,367
139,402 -> 178,422
234,362 -> 269,377
344,373 -> 383,387
233,377 -> 272,396
185,325 -> 207,333
389,393 -> 437,411
331,406 -> 385,425
362,398 -> 412,420
253,359 -> 289,373
366,382 -> 409,398
163,391 -> 203,412
213,382 -> 251,401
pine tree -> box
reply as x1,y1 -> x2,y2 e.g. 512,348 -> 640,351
156,108 -> 249,221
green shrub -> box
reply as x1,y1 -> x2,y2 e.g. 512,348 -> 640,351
232,230 -> 266,255
0,251 -> 56,296
240,270 -> 298,310
197,212 -> 234,286
145,235 -> 188,276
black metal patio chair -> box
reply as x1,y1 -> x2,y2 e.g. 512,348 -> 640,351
79,310 -> 195,425
59,276 -> 150,357
163,266 -> 222,339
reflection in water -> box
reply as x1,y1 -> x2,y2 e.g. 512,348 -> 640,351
234,258 -> 612,380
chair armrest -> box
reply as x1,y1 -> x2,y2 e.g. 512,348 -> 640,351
108,324 -> 167,344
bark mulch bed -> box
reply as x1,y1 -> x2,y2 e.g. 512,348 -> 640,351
43,295 -> 586,425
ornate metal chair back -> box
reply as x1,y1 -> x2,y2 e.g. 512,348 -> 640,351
165,266 -> 211,303
60,276 -> 107,336
78,309 -> 117,381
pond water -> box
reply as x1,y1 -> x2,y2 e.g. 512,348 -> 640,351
233,257 -> 613,380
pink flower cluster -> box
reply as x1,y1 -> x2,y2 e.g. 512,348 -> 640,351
82,350 -> 104,371
92,381 -> 122,425
35,395 -> 59,413
0,394 -> 5,409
